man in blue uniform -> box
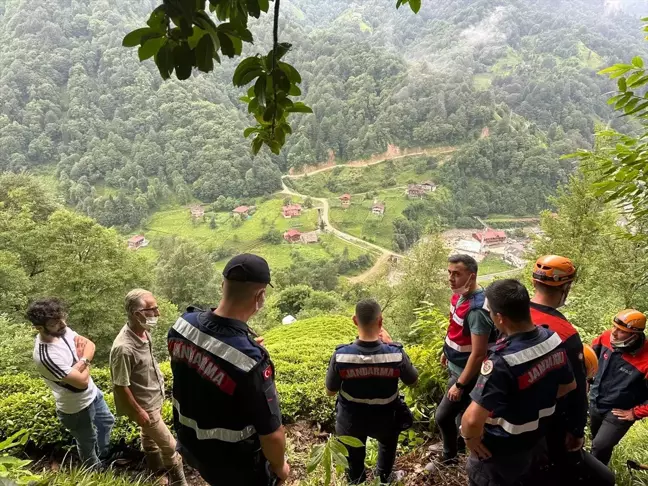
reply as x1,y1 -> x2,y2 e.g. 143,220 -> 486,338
168,254 -> 289,485
325,299 -> 419,484
461,279 -> 577,486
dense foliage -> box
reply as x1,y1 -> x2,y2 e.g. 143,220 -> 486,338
2,0 -> 647,229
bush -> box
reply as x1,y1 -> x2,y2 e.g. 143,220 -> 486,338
260,229 -> 283,245
0,391 -> 70,447
0,373 -> 43,395
0,363 -> 176,449
264,315 -> 357,426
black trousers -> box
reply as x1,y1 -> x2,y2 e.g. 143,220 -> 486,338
179,443 -> 274,486
435,373 -> 475,460
336,407 -> 400,484
467,443 -> 540,486
545,416 -> 615,486
590,408 -> 634,466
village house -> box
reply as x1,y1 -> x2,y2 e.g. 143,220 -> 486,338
127,235 -> 149,250
282,204 -> 302,218
421,181 -> 437,192
472,229 -> 507,246
339,194 -> 351,208
406,184 -> 426,199
232,205 -> 250,218
190,205 -> 205,218
283,229 -> 302,243
372,202 -> 385,216
299,231 -> 319,244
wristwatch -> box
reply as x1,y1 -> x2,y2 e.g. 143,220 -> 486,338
455,381 -> 466,390
80,357 -> 91,366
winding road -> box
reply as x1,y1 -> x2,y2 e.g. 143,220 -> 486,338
280,145 -> 526,283
281,180 -> 403,261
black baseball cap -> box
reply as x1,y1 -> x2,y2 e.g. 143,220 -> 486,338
223,254 -> 273,287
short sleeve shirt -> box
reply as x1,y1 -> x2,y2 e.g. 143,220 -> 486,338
447,291 -> 494,376
110,324 -> 165,414
33,327 -> 97,414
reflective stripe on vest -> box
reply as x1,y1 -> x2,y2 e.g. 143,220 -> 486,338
502,333 -> 562,366
336,353 -> 403,364
173,398 -> 256,442
445,335 -> 472,353
339,389 -> 399,405
486,405 -> 556,435
172,317 -> 256,372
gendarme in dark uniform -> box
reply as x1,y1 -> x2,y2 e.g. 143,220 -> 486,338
168,255 -> 283,485
325,299 -> 418,484
461,279 -> 577,486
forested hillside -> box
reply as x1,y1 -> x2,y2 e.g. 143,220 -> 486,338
1,0 -> 647,229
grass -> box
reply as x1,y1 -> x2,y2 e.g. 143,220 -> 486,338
140,195 -> 370,271
491,47 -> 522,76
328,188 -> 412,250
290,155 -> 439,198
479,254 -> 515,275
473,73 -> 493,91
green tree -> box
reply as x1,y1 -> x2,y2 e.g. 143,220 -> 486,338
155,237 -> 221,310
209,215 -> 217,229
532,164 -> 648,340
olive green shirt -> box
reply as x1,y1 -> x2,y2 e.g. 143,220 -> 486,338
110,324 -> 165,415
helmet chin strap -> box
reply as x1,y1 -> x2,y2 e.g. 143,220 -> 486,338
612,333 -> 644,352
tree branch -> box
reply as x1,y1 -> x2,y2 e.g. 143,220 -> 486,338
271,0 -> 280,136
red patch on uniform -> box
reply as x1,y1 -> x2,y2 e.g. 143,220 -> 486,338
263,365 -> 273,380
517,350 -> 567,389
339,367 -> 400,379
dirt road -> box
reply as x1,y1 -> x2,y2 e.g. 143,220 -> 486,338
285,146 -> 457,180
281,181 -> 403,284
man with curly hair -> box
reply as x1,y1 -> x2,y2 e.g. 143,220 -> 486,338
27,298 -> 114,468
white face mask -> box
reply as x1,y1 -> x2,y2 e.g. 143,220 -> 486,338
140,316 -> 158,332
611,333 -> 638,350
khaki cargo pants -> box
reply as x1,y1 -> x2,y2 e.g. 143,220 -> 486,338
141,408 -> 180,468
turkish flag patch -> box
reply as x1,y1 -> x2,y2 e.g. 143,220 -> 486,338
263,365 -> 273,380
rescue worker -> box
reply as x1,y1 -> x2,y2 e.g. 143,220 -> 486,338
436,254 -> 495,463
461,279 -> 577,486
590,309 -> 648,466
110,289 -> 187,486
529,258 -> 586,460
530,256 -> 614,485
168,254 -> 289,485
325,299 -> 419,484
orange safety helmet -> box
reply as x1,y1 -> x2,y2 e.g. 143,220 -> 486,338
613,309 -> 647,334
582,344 -> 598,380
532,255 -> 576,287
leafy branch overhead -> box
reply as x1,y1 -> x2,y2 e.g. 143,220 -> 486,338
567,18 -> 648,229
123,0 -> 420,154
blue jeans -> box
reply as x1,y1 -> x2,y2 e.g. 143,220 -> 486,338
57,390 -> 115,467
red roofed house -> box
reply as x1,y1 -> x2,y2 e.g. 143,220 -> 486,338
372,202 -> 385,216
339,194 -> 351,208
284,229 -> 302,243
282,204 -> 302,218
232,206 -> 250,218
127,235 -> 148,250
472,229 -> 507,246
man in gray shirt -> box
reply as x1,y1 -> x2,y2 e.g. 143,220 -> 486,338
110,289 -> 186,486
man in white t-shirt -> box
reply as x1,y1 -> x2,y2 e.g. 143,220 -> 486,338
28,298 -> 114,467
